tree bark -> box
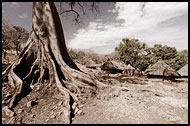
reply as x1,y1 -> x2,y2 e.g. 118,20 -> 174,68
2,2 -> 106,124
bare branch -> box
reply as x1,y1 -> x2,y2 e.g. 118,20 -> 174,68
59,2 -> 79,19
77,2 -> 86,15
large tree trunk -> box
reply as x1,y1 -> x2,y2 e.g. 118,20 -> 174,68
2,2 -> 105,123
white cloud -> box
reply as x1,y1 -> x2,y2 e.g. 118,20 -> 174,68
68,2 -> 188,54
18,12 -> 28,19
108,9 -> 117,13
11,2 -> 20,8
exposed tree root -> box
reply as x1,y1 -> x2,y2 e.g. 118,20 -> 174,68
2,2 -> 107,124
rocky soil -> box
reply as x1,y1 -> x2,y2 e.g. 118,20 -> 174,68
2,53 -> 188,124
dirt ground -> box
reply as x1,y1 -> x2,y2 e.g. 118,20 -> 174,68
72,78 -> 188,124
2,56 -> 188,124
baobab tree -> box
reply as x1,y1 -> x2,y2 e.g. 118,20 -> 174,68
2,2 -> 107,123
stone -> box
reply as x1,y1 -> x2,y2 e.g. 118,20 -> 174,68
50,115 -> 56,119
4,93 -> 12,98
3,106 -> 15,117
17,109 -> 23,114
27,101 -> 38,108
45,119 -> 49,123
72,102 -> 78,110
74,107 -> 79,114
77,110 -> 85,115
78,104 -> 84,108
58,101 -> 63,106
111,90 -> 120,97
31,114 -> 35,118
114,90 -> 120,97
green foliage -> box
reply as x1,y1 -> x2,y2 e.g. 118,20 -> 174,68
114,38 -> 188,71
166,53 -> 188,70
132,56 -> 150,71
115,38 -> 149,69
2,20 -> 29,54
151,44 -> 177,60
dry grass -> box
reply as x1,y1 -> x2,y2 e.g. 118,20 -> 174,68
68,48 -> 107,65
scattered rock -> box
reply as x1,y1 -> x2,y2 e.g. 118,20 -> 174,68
121,88 -> 129,92
154,93 -> 163,97
3,106 -> 15,117
58,101 -> 63,106
78,104 -> 84,108
50,115 -> 56,119
59,112 -> 63,115
74,107 -> 79,114
31,114 -> 35,118
53,106 -> 58,110
34,85 -> 43,91
17,109 -> 23,114
72,102 -> 78,110
45,119 -> 49,123
4,93 -> 12,98
112,90 -> 120,97
27,101 -> 38,108
77,110 -> 84,115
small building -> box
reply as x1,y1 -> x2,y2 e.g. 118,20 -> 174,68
85,59 -> 97,69
178,64 -> 188,77
145,59 -> 180,81
123,64 -> 141,77
100,59 -> 123,74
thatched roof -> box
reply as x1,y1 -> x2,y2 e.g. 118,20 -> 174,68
145,59 -> 180,76
178,64 -> 188,76
100,59 -> 118,70
111,61 -> 136,70
85,59 -> 96,67
111,61 -> 127,70
126,64 -> 135,70
100,59 -> 123,73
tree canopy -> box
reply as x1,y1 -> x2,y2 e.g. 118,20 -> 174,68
114,38 -> 188,71
2,19 -> 29,55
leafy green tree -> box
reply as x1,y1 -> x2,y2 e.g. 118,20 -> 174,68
151,44 -> 177,60
115,38 -> 149,67
114,38 -> 187,71
132,56 -> 150,71
2,19 -> 29,55
166,51 -> 188,70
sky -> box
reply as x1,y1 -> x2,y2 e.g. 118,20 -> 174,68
2,2 -> 188,54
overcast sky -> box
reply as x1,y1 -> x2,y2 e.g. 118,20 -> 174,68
2,2 -> 188,54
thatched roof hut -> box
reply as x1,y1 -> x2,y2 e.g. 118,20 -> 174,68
126,64 -> 135,70
145,59 -> 180,77
100,59 -> 123,74
178,64 -> 188,76
123,64 -> 141,77
85,59 -> 97,69
111,61 -> 128,70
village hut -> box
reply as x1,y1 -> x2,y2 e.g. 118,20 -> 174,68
85,59 -> 97,69
145,59 -> 180,81
178,64 -> 188,76
123,64 -> 141,77
100,59 -> 123,74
